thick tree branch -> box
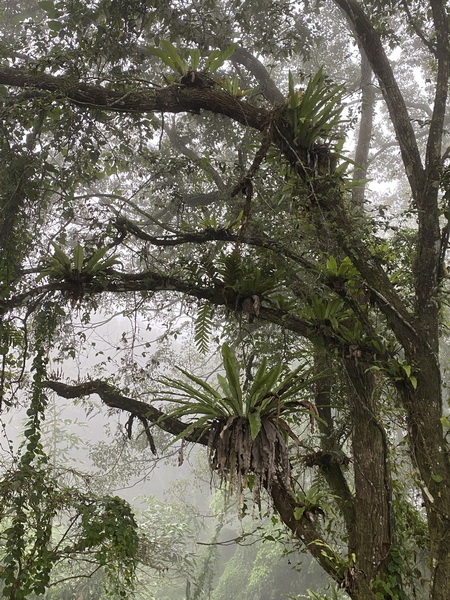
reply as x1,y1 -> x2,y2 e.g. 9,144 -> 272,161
114,216 -> 318,270
344,360 -> 392,579
270,481 -> 348,586
413,0 -> 449,327
426,0 -> 449,174
0,270 -> 315,339
333,0 -> 424,201
0,66 -> 268,132
44,379 -> 209,444
313,354 -> 355,534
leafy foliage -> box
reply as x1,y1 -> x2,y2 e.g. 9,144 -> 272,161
148,41 -> 237,78
286,68 -> 345,148
38,243 -> 121,282
157,344 -> 319,508
0,0 -> 450,598
194,302 -> 214,354
160,343 -> 316,440
0,305 -> 138,599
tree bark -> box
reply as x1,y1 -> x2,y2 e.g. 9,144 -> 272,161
344,361 -> 393,587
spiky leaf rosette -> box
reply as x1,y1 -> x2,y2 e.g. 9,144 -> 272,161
157,344 -> 318,509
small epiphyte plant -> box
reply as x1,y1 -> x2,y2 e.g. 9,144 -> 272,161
147,40 -> 237,78
37,243 -> 121,304
38,242 -> 121,283
286,67 -> 345,149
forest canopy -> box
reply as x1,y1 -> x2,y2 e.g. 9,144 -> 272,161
0,0 -> 450,599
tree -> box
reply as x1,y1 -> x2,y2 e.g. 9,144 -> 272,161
0,0 -> 449,599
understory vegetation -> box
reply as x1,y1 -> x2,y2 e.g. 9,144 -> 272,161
0,0 -> 450,598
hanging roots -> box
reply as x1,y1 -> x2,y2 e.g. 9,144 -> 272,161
207,416 -> 291,510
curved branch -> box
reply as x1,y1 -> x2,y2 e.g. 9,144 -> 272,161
45,376 -> 348,586
400,0 -> 437,55
270,481 -> 348,584
231,46 -> 285,105
44,379 -> 209,444
113,216 -> 317,270
165,121 -> 227,190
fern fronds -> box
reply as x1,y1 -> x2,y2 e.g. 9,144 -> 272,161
218,250 -> 242,287
194,303 -> 214,354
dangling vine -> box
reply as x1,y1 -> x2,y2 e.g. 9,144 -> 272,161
0,302 -> 138,599
1,302 -> 59,599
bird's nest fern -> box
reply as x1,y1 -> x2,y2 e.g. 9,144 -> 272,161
157,344 -> 319,509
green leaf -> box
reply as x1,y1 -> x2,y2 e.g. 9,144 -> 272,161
84,246 -> 109,272
402,363 -> 411,377
326,256 -> 338,274
160,40 -> 189,75
204,44 -> 237,72
311,296 -> 326,320
50,243 -> 71,268
38,0 -> 56,16
162,375 -> 217,407
248,410 -> 262,440
194,303 -> 213,354
163,415 -> 211,449
189,48 -> 201,71
174,368 -> 222,400
47,20 -> 63,32
431,474 -> 443,483
216,373 -> 232,400
293,506 -> 305,520
221,344 -> 243,414
247,362 -> 283,410
94,256 -> 121,271
440,415 -> 450,427
72,244 -> 84,272
146,42 -> 188,75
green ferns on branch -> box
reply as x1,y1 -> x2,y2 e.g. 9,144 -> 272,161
147,40 -> 237,77
38,243 -> 121,303
286,67 -> 345,148
38,243 -> 121,283
156,344 -> 320,508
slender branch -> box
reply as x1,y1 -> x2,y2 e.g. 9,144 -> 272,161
165,121 -> 226,190
425,0 -> 449,175
352,49 -> 376,206
400,0 -> 437,55
231,46 -> 285,105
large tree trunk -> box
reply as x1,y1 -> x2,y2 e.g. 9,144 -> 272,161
402,351 -> 450,600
